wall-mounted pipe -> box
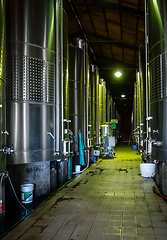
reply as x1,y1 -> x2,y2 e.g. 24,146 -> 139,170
139,47 -> 142,139
84,42 -> 89,148
55,0 -> 60,155
145,0 -> 149,153
61,0 -> 64,145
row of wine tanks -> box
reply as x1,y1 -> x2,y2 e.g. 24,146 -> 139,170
133,0 -> 167,196
0,0 -> 117,233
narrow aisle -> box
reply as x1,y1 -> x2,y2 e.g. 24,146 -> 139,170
2,146 -> 167,240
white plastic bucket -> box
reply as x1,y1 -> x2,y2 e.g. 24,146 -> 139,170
21,184 -> 34,204
75,165 -> 81,172
140,163 -> 155,177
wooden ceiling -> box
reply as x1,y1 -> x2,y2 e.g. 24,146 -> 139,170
64,0 -> 145,110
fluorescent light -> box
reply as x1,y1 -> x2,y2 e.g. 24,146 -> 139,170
115,71 -> 122,77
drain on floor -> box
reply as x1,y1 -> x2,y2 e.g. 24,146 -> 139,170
122,159 -> 133,161
72,182 -> 80,188
115,168 -> 128,173
86,168 -> 107,176
72,179 -> 88,188
51,196 -> 75,208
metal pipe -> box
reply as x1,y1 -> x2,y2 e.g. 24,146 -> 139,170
86,40 -> 122,43
61,0 -> 64,143
83,41 -> 86,146
145,0 -> 149,153
139,47 -> 142,139
136,72 -> 138,129
55,0 -> 60,154
85,43 -> 89,147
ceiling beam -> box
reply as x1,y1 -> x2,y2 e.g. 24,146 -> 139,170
68,34 -> 139,52
119,0 -> 124,62
134,0 -> 141,65
94,55 -> 138,69
83,34 -> 139,52
102,8 -> 114,59
67,0 -> 98,63
83,0 -> 107,67
64,0 -> 145,18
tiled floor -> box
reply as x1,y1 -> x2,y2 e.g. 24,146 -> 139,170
2,145 -> 167,240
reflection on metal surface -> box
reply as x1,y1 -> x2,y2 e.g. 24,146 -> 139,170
68,44 -> 84,151
99,79 -> 106,125
0,1 -> 6,234
6,0 -> 55,164
90,66 -> 100,145
0,0 -> 6,173
148,0 -> 166,59
0,0 -> 5,82
148,0 -> 167,163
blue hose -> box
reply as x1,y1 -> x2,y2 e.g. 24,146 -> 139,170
78,133 -> 85,166
68,156 -> 73,179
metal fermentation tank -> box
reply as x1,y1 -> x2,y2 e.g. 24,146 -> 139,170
99,79 -> 106,125
0,0 -> 6,234
57,8 -> 69,186
68,40 -> 90,169
139,47 -> 146,136
0,0 -> 6,175
106,91 -> 110,123
139,46 -> 147,158
133,82 -> 137,132
148,0 -> 167,194
5,0 -> 56,211
68,44 -> 84,151
90,66 -> 100,146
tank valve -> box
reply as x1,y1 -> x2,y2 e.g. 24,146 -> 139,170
153,141 -> 163,147
149,139 -> 163,147
2,144 -> 14,154
1,131 -> 9,135
47,132 -> 55,139
153,130 -> 159,134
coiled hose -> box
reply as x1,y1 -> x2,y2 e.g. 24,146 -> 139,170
0,171 -> 28,211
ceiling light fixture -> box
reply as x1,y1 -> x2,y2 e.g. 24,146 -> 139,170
115,71 -> 122,77
121,94 -> 126,98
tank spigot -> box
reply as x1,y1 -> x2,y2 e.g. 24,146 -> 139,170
2,144 -> 14,154
149,139 -> 163,147
47,132 -> 55,139
1,131 -> 9,135
153,141 -> 162,147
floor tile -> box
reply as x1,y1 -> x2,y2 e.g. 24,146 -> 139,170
87,233 -> 104,240
122,227 -> 137,236
104,235 -> 121,240
138,235 -> 156,240
155,236 -> 167,240
154,227 -> 167,235
2,145 -> 167,240
138,227 -> 154,235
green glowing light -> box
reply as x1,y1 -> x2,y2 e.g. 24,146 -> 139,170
152,0 -> 163,33
0,1 -> 5,80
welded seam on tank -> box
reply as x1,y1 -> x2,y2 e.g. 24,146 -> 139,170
7,40 -> 55,53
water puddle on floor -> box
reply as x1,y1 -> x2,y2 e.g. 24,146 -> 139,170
86,168 -> 110,176
115,168 -> 128,173
72,179 -> 88,188
52,196 -> 75,207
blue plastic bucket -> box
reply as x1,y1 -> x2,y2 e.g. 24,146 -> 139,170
132,145 -> 138,150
